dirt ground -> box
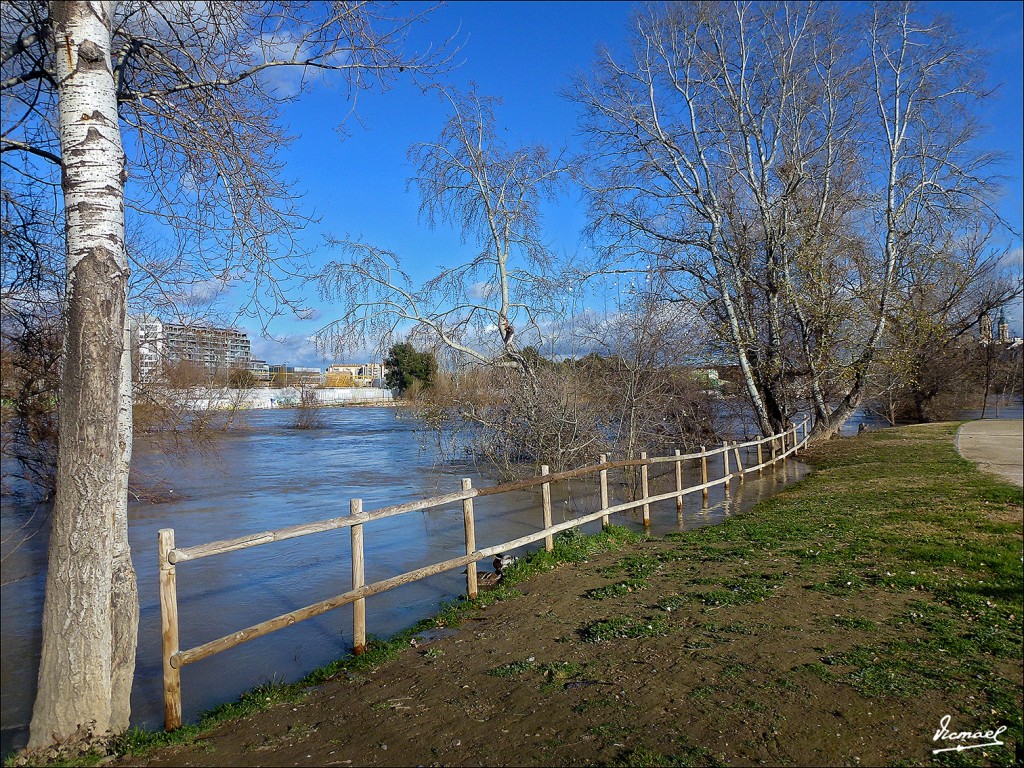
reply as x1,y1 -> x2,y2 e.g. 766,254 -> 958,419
106,426 -> 1022,768
114,543 -> 1000,767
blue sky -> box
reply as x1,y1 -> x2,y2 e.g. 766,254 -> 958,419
240,0 -> 1024,367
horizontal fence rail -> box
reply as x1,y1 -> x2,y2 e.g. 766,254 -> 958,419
158,420 -> 810,729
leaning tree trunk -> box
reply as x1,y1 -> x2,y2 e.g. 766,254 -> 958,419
30,0 -> 137,751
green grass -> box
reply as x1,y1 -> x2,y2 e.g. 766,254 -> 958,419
759,424 -> 1023,766
600,553 -> 663,579
584,578 -> 649,600
580,613 -> 671,642
487,658 -> 537,677
689,573 -> 783,607
615,743 -> 718,767
6,526 -> 642,767
622,423 -> 1022,767
11,423 -> 1022,767
827,615 -> 877,631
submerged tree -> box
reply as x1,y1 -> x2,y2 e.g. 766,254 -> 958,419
2,0 -> 448,753
318,87 -> 583,469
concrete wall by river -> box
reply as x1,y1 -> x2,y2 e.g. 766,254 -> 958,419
194,386 -> 396,410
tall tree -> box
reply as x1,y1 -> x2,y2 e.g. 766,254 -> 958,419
574,0 -> 1003,438
384,341 -> 436,393
317,87 -> 575,375
317,87 -> 579,470
2,0 -> 447,753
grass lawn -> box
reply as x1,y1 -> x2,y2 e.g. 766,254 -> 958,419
11,422 -> 1023,767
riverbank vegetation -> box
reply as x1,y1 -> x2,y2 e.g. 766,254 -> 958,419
10,422 -> 1016,767
411,300 -> 721,476
3,0 -> 1022,758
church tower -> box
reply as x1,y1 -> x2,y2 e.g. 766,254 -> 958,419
997,310 -> 1010,343
979,312 -> 993,343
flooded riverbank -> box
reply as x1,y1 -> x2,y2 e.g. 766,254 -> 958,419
2,407 -> 807,755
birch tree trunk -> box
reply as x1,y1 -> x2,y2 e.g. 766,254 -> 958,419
29,0 -> 137,750
110,320 -> 138,733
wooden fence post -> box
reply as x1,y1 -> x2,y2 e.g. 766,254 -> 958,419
700,445 -> 709,504
599,454 -> 610,529
351,499 -> 366,655
757,439 -> 764,475
781,428 -> 788,465
674,448 -> 683,513
791,424 -> 799,456
159,529 -> 182,731
541,466 -> 553,552
733,441 -> 744,479
722,441 -> 731,493
462,479 -> 478,597
640,452 -> 651,526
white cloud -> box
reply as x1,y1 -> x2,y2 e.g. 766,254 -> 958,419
170,279 -> 226,308
467,282 -> 496,300
250,333 -> 325,367
249,331 -> 381,367
997,246 -> 1023,270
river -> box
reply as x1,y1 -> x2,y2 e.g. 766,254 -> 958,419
0,404 -> 818,756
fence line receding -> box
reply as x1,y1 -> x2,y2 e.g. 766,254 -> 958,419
158,420 -> 810,729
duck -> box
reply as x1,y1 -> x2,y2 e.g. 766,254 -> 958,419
492,553 -> 516,575
476,570 -> 502,588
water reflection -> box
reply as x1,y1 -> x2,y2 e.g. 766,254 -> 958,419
0,407 -> 806,755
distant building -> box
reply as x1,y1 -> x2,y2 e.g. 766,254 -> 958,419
997,310 -> 1010,343
248,358 -> 270,385
133,317 -> 251,382
325,362 -> 385,387
979,309 -> 1015,345
268,365 -> 323,387
980,313 -> 993,343
327,363 -> 361,378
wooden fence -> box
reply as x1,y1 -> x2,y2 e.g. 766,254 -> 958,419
158,419 -> 810,729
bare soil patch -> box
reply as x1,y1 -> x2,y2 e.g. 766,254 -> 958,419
104,424 -> 1022,767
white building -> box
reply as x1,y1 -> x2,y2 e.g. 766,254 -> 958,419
325,362 -> 386,387
133,316 -> 251,382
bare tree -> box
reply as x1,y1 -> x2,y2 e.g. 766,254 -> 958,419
290,385 -> 326,430
415,295 -> 719,478
2,0 -> 448,753
580,294 -> 718,463
868,220 -> 1021,422
574,0 -> 1004,439
317,87 -> 583,469
317,87 -> 576,375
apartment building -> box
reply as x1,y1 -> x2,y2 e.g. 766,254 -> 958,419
134,316 -> 251,382
325,362 -> 385,387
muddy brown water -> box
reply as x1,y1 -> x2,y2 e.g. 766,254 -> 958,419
0,407 -> 808,756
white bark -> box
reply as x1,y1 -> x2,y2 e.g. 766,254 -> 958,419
29,0 -> 136,750
110,319 -> 138,732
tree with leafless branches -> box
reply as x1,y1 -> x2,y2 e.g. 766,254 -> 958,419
2,0 -> 450,754
573,0 -> 1010,440
317,86 -> 577,376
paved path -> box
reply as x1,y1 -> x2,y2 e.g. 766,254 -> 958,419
956,419 -> 1023,488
